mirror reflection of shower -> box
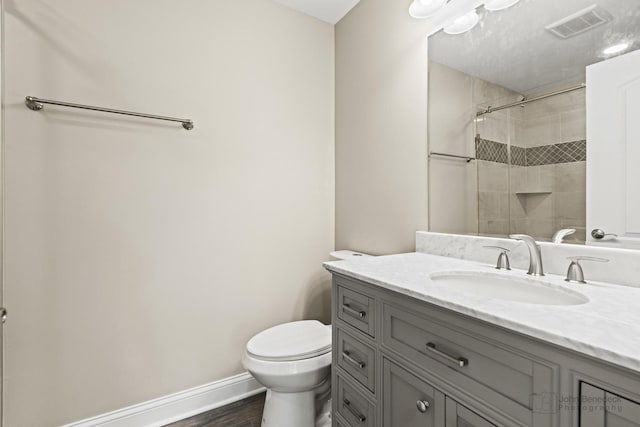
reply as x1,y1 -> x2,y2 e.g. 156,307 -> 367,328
474,83 -> 587,243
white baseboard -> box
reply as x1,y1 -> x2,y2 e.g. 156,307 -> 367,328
63,372 -> 265,427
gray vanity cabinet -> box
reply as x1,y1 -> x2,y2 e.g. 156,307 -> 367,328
382,358 -> 445,426
330,273 -> 640,427
381,300 -> 554,425
445,398 -> 497,427
580,383 -> 640,427
381,358 -> 496,427
337,374 -> 376,427
337,285 -> 376,337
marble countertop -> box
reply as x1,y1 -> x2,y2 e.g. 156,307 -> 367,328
324,252 -> 640,374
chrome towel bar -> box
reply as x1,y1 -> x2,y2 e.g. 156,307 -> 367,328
25,96 -> 194,130
429,151 -> 475,162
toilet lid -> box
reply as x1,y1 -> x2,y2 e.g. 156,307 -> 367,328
247,320 -> 331,361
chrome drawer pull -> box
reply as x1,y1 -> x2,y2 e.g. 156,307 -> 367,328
343,398 -> 366,423
416,400 -> 430,413
342,350 -> 366,369
343,303 -> 366,318
426,342 -> 468,367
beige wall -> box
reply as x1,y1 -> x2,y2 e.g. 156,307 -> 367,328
427,62 -> 476,235
428,61 -> 525,236
3,1 -> 334,425
335,0 -> 431,255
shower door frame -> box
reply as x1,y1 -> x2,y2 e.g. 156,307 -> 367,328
0,0 -> 5,424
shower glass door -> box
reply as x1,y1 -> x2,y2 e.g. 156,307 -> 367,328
475,87 -> 587,242
474,105 -> 514,237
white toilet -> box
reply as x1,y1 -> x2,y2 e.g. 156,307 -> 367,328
243,320 -> 332,427
243,250 -> 371,427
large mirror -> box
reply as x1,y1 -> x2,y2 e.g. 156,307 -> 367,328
427,0 -> 640,247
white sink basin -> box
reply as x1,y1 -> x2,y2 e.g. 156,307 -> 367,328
429,271 -> 589,306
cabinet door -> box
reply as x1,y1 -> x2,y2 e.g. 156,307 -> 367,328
382,359 -> 445,426
580,383 -> 640,427
445,397 -> 497,427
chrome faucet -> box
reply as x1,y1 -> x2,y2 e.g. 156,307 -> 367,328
509,234 -> 544,276
552,228 -> 576,244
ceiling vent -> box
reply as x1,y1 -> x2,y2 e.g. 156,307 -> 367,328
545,5 -> 612,39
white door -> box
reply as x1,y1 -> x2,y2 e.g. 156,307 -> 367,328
586,49 -> 640,249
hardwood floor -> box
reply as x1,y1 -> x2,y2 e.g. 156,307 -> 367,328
164,392 -> 266,427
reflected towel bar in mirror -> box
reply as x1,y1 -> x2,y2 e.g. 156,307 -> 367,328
25,96 -> 194,130
429,151 -> 476,162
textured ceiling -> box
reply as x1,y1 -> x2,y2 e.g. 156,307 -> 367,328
429,0 -> 640,94
271,0 -> 360,24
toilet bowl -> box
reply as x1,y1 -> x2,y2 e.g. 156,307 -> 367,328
243,320 -> 332,427
244,250 -> 372,427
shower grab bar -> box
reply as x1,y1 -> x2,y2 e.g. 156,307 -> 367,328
25,96 -> 194,130
429,151 -> 475,162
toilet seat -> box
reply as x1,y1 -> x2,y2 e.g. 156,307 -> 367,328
247,320 -> 331,362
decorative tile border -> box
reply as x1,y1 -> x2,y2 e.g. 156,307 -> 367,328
510,145 -> 527,166
527,140 -> 586,165
475,138 -> 508,163
475,138 -> 586,166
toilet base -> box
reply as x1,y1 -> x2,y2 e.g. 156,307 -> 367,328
261,389 -> 316,427
315,398 -> 332,427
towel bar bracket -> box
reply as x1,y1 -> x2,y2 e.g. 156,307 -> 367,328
25,96 -> 44,111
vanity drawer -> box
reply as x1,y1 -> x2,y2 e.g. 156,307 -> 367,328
337,375 -> 376,427
337,283 -> 376,337
337,329 -> 376,393
382,301 -> 556,426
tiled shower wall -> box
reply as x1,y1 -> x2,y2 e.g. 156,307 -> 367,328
475,89 -> 523,237
428,62 -> 586,241
476,88 -> 587,242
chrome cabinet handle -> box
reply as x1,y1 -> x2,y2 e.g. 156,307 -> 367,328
343,303 -> 366,318
343,398 -> 366,423
426,342 -> 468,367
342,350 -> 366,369
416,400 -> 430,413
591,229 -> 618,240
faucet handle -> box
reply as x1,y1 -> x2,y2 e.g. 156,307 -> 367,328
509,234 -> 533,241
483,246 -> 511,270
484,245 -> 510,251
565,256 -> 609,284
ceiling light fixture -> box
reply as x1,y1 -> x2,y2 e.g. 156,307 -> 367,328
602,42 -> 630,55
443,10 -> 480,35
409,0 -> 448,19
483,0 -> 522,11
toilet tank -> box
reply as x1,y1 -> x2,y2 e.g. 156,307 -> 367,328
329,250 -> 372,261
